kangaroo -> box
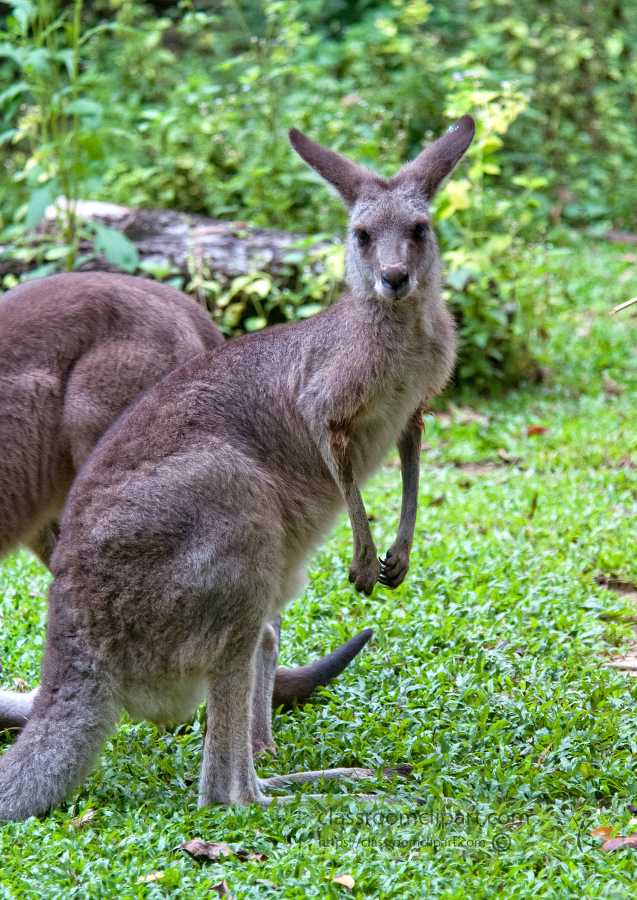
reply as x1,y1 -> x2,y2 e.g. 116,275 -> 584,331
0,272 -> 372,732
0,115 -> 474,819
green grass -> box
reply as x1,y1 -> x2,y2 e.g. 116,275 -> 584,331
2,240 -> 637,898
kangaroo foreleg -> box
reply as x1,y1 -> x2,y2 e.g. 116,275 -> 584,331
330,424 -> 380,595
379,411 -> 422,589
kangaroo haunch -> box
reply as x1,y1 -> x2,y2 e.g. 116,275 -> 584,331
0,115 -> 474,818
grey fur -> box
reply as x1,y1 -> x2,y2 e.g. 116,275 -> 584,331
0,273 -> 370,743
0,689 -> 38,731
0,115 -> 474,819
0,272 -> 224,567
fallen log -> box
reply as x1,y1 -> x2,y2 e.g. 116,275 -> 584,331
0,202 -> 336,283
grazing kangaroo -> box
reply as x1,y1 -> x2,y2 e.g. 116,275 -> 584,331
0,115 -> 474,819
0,272 -> 224,567
0,272 -> 372,730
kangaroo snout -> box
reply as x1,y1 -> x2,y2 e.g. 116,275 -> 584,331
380,267 -> 410,296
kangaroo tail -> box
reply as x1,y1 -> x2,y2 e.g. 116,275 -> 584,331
0,688 -> 39,732
0,668 -> 119,821
271,628 -> 373,708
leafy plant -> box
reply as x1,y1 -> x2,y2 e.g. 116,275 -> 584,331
0,0 -> 137,270
3,0 -> 637,390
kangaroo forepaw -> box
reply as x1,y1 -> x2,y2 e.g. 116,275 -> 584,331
348,556 -> 381,596
378,545 -> 410,588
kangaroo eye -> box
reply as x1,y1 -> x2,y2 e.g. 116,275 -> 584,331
412,223 -> 428,241
356,229 -> 371,246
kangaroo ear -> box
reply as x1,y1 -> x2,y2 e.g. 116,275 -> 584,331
289,129 -> 377,208
390,115 -> 475,199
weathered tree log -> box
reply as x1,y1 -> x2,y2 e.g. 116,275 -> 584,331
0,202 -> 336,282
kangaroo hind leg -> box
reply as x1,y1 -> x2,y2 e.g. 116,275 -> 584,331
198,619 -> 267,808
251,618 -> 280,756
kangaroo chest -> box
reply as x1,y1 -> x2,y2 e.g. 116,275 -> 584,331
350,317 -> 449,479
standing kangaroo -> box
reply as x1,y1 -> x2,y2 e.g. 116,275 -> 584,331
0,115 -> 474,819
0,273 -> 372,729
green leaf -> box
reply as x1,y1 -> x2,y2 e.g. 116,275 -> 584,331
0,81 -> 30,106
8,0 -> 35,33
44,245 -> 75,261
66,98 -> 103,125
25,186 -> 52,230
26,48 -> 51,77
246,278 -> 272,299
0,129 -> 19,147
92,225 -> 139,273
21,262 -> 58,281
0,42 -> 25,68
244,316 -> 267,331
446,267 -> 474,291
296,303 -> 322,318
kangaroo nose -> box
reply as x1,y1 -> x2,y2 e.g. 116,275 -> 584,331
381,268 -> 409,292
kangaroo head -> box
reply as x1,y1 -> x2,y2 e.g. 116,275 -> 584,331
289,115 -> 475,302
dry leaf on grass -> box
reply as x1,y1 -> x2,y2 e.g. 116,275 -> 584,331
137,872 -> 164,883
601,833 -> 637,853
450,405 -> 488,425
436,404 -> 488,427
176,840 -> 234,861
534,741 -> 553,767
71,808 -> 96,830
176,840 -> 267,864
595,574 -> 637,594
527,425 -> 548,437
333,874 -> 356,889
209,881 -> 233,898
590,826 -> 613,840
602,374 -> 624,397
234,850 -> 268,863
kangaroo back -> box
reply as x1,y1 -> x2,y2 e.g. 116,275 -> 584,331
0,272 -> 224,565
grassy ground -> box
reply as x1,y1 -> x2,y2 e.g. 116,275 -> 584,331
2,240 -> 637,898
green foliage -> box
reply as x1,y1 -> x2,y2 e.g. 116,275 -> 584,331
2,247 -> 637,894
2,0 -> 637,388
0,0 -> 138,269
